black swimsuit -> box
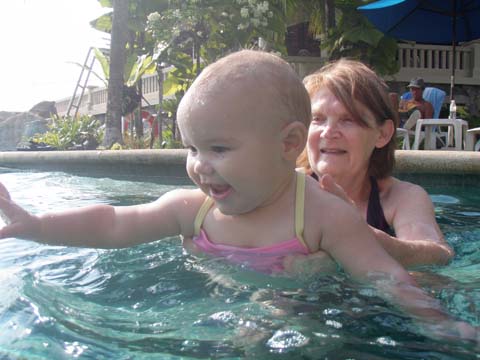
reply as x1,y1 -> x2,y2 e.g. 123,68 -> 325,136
366,177 -> 395,236
311,174 -> 395,236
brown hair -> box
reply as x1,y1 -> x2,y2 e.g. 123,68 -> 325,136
298,59 -> 398,179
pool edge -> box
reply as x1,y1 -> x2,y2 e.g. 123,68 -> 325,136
0,149 -> 479,176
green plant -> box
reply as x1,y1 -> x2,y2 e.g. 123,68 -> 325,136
110,142 -> 124,150
450,105 -> 480,128
32,115 -> 104,150
468,116 -> 480,128
161,128 -> 183,148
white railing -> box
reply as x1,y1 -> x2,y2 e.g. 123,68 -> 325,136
391,41 -> 480,86
57,40 -> 480,117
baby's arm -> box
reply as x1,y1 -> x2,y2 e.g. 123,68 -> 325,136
318,199 -> 477,342
0,182 -> 202,248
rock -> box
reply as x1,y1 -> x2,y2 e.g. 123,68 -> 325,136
28,101 -> 58,118
0,111 -> 19,123
0,112 -> 49,151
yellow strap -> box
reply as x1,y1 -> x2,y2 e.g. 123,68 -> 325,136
295,170 -> 308,249
193,172 -> 307,250
193,197 -> 214,236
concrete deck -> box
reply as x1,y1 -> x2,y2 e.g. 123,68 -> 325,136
0,149 -> 479,183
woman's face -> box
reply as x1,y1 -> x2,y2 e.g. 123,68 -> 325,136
307,87 -> 389,180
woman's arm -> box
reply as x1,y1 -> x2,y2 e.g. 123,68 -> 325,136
385,181 -> 453,266
372,227 -> 453,266
320,175 -> 453,267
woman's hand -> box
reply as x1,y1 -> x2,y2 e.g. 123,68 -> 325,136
283,251 -> 337,276
319,174 -> 355,206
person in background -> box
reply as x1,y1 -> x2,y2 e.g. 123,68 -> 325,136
297,59 -> 453,268
399,77 -> 434,129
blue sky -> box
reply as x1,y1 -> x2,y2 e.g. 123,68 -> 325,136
0,0 -> 109,112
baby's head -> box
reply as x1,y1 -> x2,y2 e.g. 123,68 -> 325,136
178,50 -> 311,214
178,49 -> 311,134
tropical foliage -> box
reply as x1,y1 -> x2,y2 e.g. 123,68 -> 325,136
32,115 -> 104,151
285,0 -> 399,75
87,0 -> 400,148
144,0 -> 288,146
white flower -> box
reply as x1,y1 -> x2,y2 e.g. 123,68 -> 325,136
240,7 -> 249,18
147,12 -> 161,23
258,1 -> 269,12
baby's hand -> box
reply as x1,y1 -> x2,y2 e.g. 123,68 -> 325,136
0,182 -> 12,225
283,251 -> 337,276
419,319 -> 479,347
0,183 -> 39,239
0,182 -> 11,201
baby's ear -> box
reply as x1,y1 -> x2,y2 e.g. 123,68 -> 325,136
280,121 -> 308,161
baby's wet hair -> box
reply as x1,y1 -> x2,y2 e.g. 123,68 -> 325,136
187,50 -> 311,128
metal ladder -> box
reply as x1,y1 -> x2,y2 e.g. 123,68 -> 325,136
66,47 -> 96,118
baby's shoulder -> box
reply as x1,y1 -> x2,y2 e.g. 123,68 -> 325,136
302,177 -> 362,250
303,176 -> 351,211
158,188 -> 207,212
304,179 -> 358,227
156,188 -> 207,237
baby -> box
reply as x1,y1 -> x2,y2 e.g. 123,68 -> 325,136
0,50 -> 477,343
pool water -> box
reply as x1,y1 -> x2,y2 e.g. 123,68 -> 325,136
0,171 -> 478,359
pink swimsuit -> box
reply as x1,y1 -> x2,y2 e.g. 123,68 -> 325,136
192,171 -> 310,273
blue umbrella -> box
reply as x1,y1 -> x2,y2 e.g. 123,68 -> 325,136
358,0 -> 480,100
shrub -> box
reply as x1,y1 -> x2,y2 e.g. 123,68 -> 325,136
32,115 -> 104,150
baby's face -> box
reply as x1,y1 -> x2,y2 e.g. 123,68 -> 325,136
178,84 -> 289,215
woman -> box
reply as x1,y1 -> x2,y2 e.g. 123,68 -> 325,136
297,59 -> 453,267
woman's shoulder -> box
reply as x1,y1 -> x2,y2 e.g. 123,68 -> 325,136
377,176 -> 430,203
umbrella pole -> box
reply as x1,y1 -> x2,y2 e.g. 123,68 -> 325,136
450,0 -> 457,101
451,42 -> 456,101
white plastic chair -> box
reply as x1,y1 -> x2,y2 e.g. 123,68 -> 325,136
408,88 -> 449,149
396,110 -> 420,149
396,128 -> 410,149
466,127 -> 480,151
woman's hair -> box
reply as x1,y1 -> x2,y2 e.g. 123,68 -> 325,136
298,59 -> 399,179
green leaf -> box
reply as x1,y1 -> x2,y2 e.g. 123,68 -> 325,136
342,27 -> 384,47
90,12 -> 113,33
93,47 -> 110,80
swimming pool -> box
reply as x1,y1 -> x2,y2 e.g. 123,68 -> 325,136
0,170 -> 478,359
